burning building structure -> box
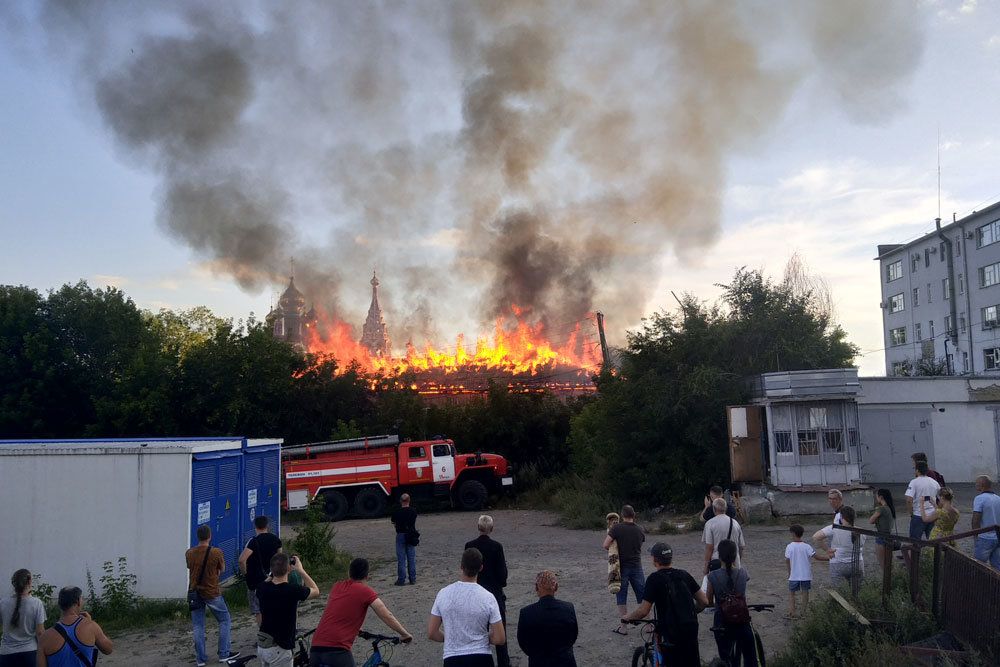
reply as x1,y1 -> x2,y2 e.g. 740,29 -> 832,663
359,270 -> 391,357
266,276 -> 316,352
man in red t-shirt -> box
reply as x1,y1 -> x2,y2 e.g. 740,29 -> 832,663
309,559 -> 412,666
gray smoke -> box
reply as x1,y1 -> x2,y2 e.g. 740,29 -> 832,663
19,0 -> 926,350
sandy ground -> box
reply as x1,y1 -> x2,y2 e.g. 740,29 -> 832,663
100,495 -> 980,667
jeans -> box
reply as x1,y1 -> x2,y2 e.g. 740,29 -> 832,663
258,645 -> 294,666
192,595 -> 233,663
309,648 -> 355,667
395,533 -> 416,583
711,613 -> 757,667
616,563 -> 645,605
974,537 -> 1000,570
909,515 -> 933,540
0,652 -> 36,667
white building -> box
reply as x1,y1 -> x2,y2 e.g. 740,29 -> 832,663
877,200 -> 1000,376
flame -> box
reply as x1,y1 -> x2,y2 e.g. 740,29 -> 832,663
303,306 -> 601,390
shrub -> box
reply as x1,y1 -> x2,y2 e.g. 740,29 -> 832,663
284,499 -> 351,582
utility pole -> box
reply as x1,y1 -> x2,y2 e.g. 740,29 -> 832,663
595,311 -> 612,370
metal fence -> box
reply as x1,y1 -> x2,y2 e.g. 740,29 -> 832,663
939,544 -> 1000,660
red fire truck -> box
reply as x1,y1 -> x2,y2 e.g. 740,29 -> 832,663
282,435 -> 514,520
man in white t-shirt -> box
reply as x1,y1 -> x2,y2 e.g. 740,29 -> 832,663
810,489 -> 844,546
905,460 -> 941,540
428,548 -> 505,667
702,498 -> 746,574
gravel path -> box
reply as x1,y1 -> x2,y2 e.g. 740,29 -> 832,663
100,505 -> 967,666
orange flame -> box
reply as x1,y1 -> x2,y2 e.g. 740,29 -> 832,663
304,306 -> 601,386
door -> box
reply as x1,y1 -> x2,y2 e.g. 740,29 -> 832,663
191,453 -> 241,582
241,446 -> 281,546
431,442 -> 456,483
727,405 -> 764,482
400,443 -> 432,485
859,408 -> 932,483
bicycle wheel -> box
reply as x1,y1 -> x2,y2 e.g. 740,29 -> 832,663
631,645 -> 651,667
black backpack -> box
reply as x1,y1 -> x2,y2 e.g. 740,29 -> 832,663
657,570 -> 697,639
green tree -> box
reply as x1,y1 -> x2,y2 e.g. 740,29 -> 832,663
569,267 -> 858,506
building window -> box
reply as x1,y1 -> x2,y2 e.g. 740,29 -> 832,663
939,241 -> 947,261
983,305 -> 1000,330
945,315 -> 954,334
960,316 -> 966,334
929,320 -> 935,338
889,293 -> 904,313
985,348 -> 1000,370
959,273 -> 965,294
886,260 -> 903,282
977,219 -> 1000,248
927,283 -> 933,303
956,238 -> 962,256
774,432 -> 792,455
797,430 -> 819,457
273,319 -> 284,337
915,322 -> 922,341
943,278 -> 951,300
822,430 -> 844,455
890,326 -> 907,346
891,361 -> 907,376
912,287 -> 920,307
980,262 -> 1000,288
911,256 -> 919,273
925,248 -> 931,267
963,351 -> 969,372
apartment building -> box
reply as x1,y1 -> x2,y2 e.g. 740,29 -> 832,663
877,200 -> 1000,376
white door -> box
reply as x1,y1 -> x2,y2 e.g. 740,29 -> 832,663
431,443 -> 456,482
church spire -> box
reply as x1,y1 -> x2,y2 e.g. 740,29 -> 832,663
360,268 -> 391,357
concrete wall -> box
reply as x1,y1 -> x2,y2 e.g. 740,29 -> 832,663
0,451 -> 191,598
857,377 -> 1000,483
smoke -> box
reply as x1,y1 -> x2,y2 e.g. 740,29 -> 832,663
22,0 -> 926,348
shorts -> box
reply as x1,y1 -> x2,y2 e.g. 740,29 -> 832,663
249,588 -> 261,614
875,537 -> 886,546
788,580 -> 811,592
443,654 -> 495,667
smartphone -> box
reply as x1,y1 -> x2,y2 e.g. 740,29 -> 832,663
290,556 -> 297,566
923,496 -> 931,502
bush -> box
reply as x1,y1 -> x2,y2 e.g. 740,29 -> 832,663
284,499 -> 351,582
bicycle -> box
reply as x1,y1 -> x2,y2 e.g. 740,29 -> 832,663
623,619 -> 670,667
708,603 -> 774,667
357,629 -> 402,667
226,629 -> 314,666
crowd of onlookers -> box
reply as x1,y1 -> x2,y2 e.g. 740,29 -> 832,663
3,460 -> 999,667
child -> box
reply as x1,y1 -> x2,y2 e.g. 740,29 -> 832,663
785,524 -> 816,618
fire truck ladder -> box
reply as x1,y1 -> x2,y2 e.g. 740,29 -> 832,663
281,435 -> 400,458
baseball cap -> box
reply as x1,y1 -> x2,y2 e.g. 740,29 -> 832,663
650,542 -> 673,558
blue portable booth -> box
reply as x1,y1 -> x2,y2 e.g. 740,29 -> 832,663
240,438 -> 284,554
190,441 -> 245,582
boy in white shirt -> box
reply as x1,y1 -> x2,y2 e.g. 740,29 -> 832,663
784,524 -> 816,618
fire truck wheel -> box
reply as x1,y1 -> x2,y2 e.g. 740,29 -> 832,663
354,487 -> 388,518
457,480 -> 488,511
322,490 -> 349,521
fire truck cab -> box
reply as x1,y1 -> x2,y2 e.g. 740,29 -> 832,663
282,435 -> 513,521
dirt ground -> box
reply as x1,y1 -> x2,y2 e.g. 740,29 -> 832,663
99,499 -> 983,667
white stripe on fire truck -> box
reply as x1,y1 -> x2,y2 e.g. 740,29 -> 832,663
285,463 -> 391,479
406,461 -> 431,469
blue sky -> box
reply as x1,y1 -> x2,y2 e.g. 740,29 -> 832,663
1,0 -> 999,375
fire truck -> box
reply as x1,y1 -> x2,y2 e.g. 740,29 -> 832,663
282,435 -> 514,520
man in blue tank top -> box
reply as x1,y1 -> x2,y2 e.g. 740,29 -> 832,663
37,587 -> 113,666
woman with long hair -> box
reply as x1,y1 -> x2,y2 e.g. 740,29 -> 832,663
869,488 -> 897,569
705,539 -> 757,666
0,569 -> 46,667
924,488 -> 960,545
815,506 -> 865,587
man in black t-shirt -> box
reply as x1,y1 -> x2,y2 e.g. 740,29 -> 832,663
390,494 -> 418,585
256,553 -> 320,666
603,504 -> 646,634
622,542 -> 708,667
239,515 -> 283,625
701,486 -> 737,523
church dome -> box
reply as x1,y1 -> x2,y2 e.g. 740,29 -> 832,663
278,277 -> 305,311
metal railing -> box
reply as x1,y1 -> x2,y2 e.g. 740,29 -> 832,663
832,523 -> 1000,659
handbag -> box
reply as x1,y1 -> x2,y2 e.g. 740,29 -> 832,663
188,545 -> 213,611
405,528 -> 420,546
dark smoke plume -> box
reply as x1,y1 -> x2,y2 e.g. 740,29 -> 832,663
17,0 -> 925,348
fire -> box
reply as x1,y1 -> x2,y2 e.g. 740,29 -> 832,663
304,307 -> 601,391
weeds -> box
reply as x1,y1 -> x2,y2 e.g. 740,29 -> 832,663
284,498 -> 351,582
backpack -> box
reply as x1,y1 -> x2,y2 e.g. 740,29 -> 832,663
717,569 -> 750,625
657,570 -> 697,640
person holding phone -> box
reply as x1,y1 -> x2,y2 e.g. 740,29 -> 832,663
905,460 -> 940,541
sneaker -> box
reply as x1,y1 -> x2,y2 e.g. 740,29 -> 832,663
197,663 -> 206,667
394,581 -> 406,586
219,652 -> 240,663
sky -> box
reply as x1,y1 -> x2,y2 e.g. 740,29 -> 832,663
1,0 -> 999,376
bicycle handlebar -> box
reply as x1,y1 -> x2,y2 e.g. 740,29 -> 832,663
358,630 -> 401,644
